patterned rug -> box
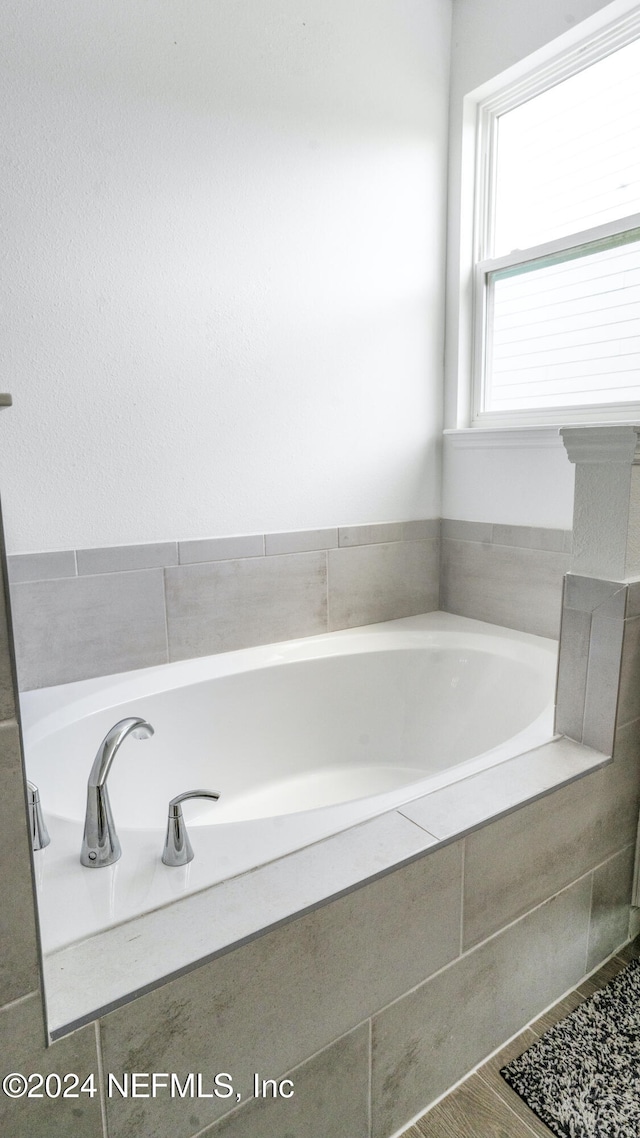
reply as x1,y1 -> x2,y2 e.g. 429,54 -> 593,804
500,957 -> 640,1138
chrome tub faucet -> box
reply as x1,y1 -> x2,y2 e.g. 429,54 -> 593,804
27,781 -> 50,851
162,789 -> 220,866
80,717 -> 154,868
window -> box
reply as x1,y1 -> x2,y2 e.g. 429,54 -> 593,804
472,13 -> 640,426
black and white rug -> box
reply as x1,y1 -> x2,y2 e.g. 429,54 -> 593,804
500,957 -> 640,1138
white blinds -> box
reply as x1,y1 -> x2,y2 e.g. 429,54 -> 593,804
486,232 -> 640,412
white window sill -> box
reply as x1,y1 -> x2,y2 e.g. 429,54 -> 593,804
444,420 -> 640,449
443,427 -> 565,449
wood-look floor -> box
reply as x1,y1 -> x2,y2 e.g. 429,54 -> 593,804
398,938 -> 640,1138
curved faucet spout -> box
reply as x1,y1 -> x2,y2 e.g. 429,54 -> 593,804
81,717 -> 154,868
87,717 -> 154,788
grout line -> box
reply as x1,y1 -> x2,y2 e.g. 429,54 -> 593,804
370,863 -> 618,1025
0,988 -> 40,1016
578,610 -> 595,744
161,568 -> 171,663
187,1020 -> 372,1138
367,1017 -> 373,1138
585,870 -> 595,976
94,1020 -> 109,1138
459,838 -> 466,957
325,548 -> 330,632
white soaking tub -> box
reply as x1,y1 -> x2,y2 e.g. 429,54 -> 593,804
22,612 -> 558,955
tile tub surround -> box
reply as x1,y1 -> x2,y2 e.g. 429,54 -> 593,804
33,726 -> 637,1138
42,736 -> 608,1036
3,506 -> 640,1138
439,519 -> 571,639
555,575 -> 640,755
7,520 -> 440,690
3,728 -> 637,1138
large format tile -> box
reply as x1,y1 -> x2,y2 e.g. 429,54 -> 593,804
371,876 -> 591,1138
440,539 -> 569,638
462,759 -> 639,950
11,570 -> 168,689
201,1024 -> 369,1138
100,841 -> 463,1138
0,722 -> 41,1006
581,610 -> 624,754
165,551 -> 327,660
328,539 -> 438,630
612,715 -> 640,773
618,615 -> 640,728
554,605 -> 591,740
0,995 -> 102,1138
586,845 -> 635,971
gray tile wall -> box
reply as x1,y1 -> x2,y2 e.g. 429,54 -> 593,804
2,504 -> 640,1138
555,575 -> 632,754
3,728 -> 638,1138
9,517 -> 573,690
8,521 -> 440,690
440,518 -> 571,638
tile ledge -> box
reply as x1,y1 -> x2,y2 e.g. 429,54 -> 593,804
42,737 -> 608,1040
399,736 -> 610,843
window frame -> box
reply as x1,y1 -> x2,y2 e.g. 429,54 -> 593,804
468,5 -> 640,429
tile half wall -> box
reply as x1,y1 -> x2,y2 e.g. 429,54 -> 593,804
8,521 -> 440,690
8,518 -> 572,691
440,518 -> 572,640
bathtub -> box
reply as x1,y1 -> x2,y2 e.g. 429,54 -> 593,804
22,611 -> 558,956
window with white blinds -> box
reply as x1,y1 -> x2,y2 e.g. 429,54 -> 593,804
474,21 -> 640,425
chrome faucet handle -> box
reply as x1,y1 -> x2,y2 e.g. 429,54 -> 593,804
81,717 -> 154,868
27,781 -> 50,851
162,789 -> 220,867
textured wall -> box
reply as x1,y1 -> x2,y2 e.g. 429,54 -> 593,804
0,0 -> 450,553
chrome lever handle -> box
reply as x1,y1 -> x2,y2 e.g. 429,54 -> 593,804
162,789 -> 220,866
27,781 -> 50,851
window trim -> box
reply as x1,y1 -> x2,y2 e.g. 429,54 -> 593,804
472,214 -> 640,426
466,2 -> 640,429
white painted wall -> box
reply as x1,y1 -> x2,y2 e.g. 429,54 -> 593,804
1,0 -> 451,552
442,0 -> 621,528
